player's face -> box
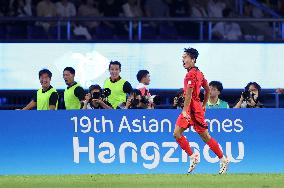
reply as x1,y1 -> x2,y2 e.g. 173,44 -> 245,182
40,73 -> 51,89
109,64 -> 121,79
63,70 -> 75,85
143,74 -> 151,85
209,86 -> 220,98
182,52 -> 195,69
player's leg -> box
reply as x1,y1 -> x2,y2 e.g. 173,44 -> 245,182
195,119 -> 230,174
174,114 -> 199,173
173,123 -> 193,157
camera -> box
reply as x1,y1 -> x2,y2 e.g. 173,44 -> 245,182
173,90 -> 184,108
242,91 -> 251,101
129,89 -> 142,108
92,88 -> 111,100
177,96 -> 184,106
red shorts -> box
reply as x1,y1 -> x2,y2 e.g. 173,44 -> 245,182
175,111 -> 208,133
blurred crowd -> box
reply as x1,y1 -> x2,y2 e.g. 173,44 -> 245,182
0,0 -> 283,40
1,0 -> 284,18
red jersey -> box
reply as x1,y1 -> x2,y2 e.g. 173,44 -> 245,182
183,67 -> 208,103
176,67 -> 208,132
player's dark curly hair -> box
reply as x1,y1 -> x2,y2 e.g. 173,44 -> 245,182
245,82 -> 261,93
184,47 -> 199,61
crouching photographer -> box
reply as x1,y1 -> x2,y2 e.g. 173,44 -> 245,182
118,89 -> 158,109
83,85 -> 113,109
234,82 -> 263,108
173,89 -> 184,109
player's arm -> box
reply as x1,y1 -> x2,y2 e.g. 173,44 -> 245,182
49,92 -> 59,110
74,86 -> 86,109
182,87 -> 193,119
22,100 -> 37,110
202,80 -> 210,109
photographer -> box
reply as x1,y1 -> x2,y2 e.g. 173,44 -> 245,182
83,85 -> 112,109
118,89 -> 150,109
234,82 -> 263,108
173,89 -> 184,109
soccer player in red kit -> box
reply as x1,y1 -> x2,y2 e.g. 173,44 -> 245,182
173,47 -> 230,174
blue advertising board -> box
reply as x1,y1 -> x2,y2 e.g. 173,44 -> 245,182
0,109 -> 283,174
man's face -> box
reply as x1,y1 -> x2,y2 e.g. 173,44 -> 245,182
109,64 -> 121,79
182,52 -> 195,69
143,74 -> 151,85
209,86 -> 220,98
248,84 -> 259,97
90,88 -> 100,95
63,70 -> 75,85
40,73 -> 51,89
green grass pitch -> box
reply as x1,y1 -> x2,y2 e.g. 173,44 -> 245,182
0,174 -> 283,188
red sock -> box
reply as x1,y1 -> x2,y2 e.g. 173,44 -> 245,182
176,135 -> 193,156
206,137 -> 223,159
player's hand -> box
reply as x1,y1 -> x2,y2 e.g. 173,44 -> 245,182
182,110 -> 190,121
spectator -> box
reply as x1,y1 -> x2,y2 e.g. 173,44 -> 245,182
122,0 -> 143,32
206,81 -> 229,109
144,0 -> 169,17
234,82 -> 263,108
103,61 -> 132,109
63,67 -> 85,110
122,0 -> 142,17
55,0 -> 76,17
191,0 -> 208,18
78,0 -> 101,36
9,0 -> 32,17
36,0 -> 56,17
36,0 -> 57,31
212,8 -> 242,40
21,69 -> 59,110
207,0 -> 226,18
82,84 -> 112,109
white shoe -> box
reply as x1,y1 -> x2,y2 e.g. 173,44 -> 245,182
219,156 -> 230,174
187,153 -> 200,173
